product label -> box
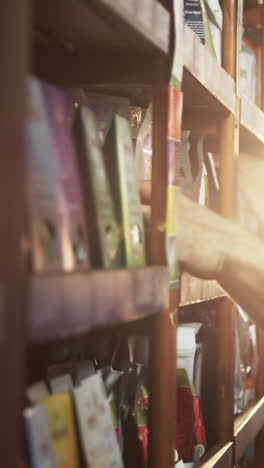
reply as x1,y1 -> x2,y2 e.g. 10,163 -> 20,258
184,0 -> 205,45
27,78 -> 63,272
44,85 -> 89,270
74,374 -> 124,468
115,115 -> 146,267
42,393 -> 79,468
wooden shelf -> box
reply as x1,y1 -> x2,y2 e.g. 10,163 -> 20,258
240,96 -> 264,152
180,273 -> 225,307
34,0 -> 170,56
29,266 -> 168,342
196,442 -> 233,468
183,25 -> 236,116
234,397 -> 264,462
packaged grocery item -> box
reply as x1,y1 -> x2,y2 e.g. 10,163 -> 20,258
43,84 -> 90,271
234,325 -> 244,415
135,104 -> 152,181
103,114 -> 146,267
129,106 -> 146,153
236,305 -> 258,411
74,374 -> 124,468
166,85 -> 183,290
26,77 -> 64,271
205,0 -> 223,64
41,393 -> 79,468
85,92 -> 130,142
176,368 -> 206,464
74,106 -> 122,268
204,151 -> 219,212
184,0 -> 205,45
118,361 -> 146,466
24,404 -> 56,468
178,131 -> 193,198
177,327 -> 197,385
176,368 -> 196,463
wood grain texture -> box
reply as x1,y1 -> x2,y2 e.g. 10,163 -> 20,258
0,1 -> 30,466
148,60 -> 176,468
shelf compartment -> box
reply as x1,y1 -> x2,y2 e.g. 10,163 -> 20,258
240,96 -> 264,151
234,397 -> 264,462
196,442 -> 233,467
183,25 -> 236,115
29,266 -> 168,342
34,0 -> 170,56
180,273 -> 225,307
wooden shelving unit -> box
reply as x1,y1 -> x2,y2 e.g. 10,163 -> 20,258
29,267 -> 168,342
1,0 -> 264,467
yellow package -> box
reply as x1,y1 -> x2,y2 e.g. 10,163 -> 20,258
41,393 -> 79,468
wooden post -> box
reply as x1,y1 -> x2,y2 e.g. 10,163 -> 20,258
148,58 -> 176,468
0,1 -> 31,466
254,9 -> 264,467
216,0 -> 237,445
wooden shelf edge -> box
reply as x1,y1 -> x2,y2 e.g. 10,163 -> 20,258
29,266 -> 168,342
34,0 -> 170,58
240,96 -> 264,147
179,294 -> 227,308
234,397 -> 264,462
183,25 -> 236,114
196,442 -> 233,467
94,0 -> 170,55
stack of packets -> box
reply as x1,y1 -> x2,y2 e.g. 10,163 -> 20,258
24,360 -> 149,467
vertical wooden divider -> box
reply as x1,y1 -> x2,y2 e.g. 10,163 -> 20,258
216,0 -> 237,446
0,1 -> 31,466
254,9 -> 264,466
148,57 -> 176,468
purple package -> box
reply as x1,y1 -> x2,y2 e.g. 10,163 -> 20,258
43,84 -> 90,270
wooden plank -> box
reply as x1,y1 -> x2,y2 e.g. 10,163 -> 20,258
34,0 -> 170,55
196,442 -> 233,468
0,1 -> 30,466
180,273 -> 225,306
148,60 -> 175,468
234,397 -> 264,462
34,42 -> 155,87
183,25 -> 236,114
180,294 -> 227,309
29,267 -> 168,342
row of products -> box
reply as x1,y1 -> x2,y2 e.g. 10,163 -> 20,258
184,0 -> 258,103
24,357 -> 148,468
132,104 -> 219,209
27,78 -> 146,273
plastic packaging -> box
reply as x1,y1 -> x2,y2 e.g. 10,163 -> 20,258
177,327 -> 196,385
135,104 -> 152,181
